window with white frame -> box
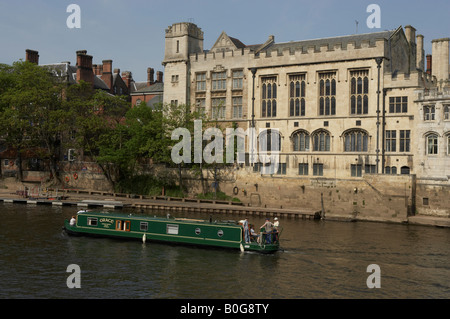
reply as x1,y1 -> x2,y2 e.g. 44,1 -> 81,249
424,105 -> 435,121
447,135 -> 450,155
426,133 -> 438,155
444,105 -> 450,121
212,71 -> 226,91
196,73 -> 206,91
232,97 -> 242,118
232,70 -> 243,89
211,98 -> 226,119
195,98 -> 205,116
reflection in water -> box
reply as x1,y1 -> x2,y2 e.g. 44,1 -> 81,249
0,203 -> 449,298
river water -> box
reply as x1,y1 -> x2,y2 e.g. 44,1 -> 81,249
0,203 -> 449,300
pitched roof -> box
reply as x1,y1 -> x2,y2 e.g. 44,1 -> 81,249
208,28 -> 398,56
267,29 -> 395,54
229,36 -> 246,49
131,82 -> 164,94
41,62 -> 110,91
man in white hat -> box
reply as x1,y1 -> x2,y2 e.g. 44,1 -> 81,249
273,217 -> 279,228
273,217 -> 280,242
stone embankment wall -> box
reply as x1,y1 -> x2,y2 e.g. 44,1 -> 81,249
415,178 -> 450,218
1,163 -> 448,221
216,169 -> 414,223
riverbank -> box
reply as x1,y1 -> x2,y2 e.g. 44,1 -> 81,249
0,185 -> 448,228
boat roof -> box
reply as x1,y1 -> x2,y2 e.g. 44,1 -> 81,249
76,210 -> 240,226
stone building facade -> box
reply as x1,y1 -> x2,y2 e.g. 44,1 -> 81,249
161,22 -> 450,218
412,37 -> 450,215
163,23 -> 449,178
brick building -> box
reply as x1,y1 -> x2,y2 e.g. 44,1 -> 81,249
130,67 -> 164,107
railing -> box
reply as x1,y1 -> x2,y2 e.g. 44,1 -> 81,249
253,227 -> 282,245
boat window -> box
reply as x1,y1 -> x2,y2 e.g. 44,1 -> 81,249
140,222 -> 148,231
87,218 -> 98,226
116,220 -> 130,231
217,230 -> 224,237
166,224 -> 179,235
195,228 -> 201,235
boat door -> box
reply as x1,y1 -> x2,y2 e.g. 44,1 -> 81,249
116,220 -> 131,231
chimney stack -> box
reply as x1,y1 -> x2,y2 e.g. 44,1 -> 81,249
76,50 -> 94,86
101,60 -> 113,92
25,49 -> 39,64
147,67 -> 154,86
404,25 -> 416,44
416,34 -> 425,71
426,54 -> 432,75
156,71 -> 163,83
121,71 -> 132,89
404,26 -> 417,72
431,38 -> 450,89
93,64 -> 103,76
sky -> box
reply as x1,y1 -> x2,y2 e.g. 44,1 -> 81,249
1,0 -> 449,82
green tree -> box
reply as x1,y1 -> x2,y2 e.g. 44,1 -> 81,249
74,89 -> 130,189
0,60 -> 67,183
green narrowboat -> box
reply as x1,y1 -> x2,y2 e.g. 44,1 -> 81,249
63,211 -> 281,253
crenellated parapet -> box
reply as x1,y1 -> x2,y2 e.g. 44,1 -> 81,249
189,33 -> 390,68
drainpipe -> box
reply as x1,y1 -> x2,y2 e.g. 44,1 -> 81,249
382,88 -> 387,174
250,68 -> 257,165
250,68 -> 257,129
375,57 -> 383,174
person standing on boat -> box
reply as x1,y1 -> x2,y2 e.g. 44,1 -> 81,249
273,217 -> 279,228
242,218 -> 250,243
260,218 -> 273,244
70,216 -> 76,226
273,217 -> 279,242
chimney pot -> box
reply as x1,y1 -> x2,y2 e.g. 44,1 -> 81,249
156,71 -> 163,83
416,34 -> 424,71
76,51 -> 94,86
404,25 -> 416,44
101,60 -> 113,92
25,49 -> 39,64
147,67 -> 155,86
121,71 -> 132,89
426,54 -> 432,75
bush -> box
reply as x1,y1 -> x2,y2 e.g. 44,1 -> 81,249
115,174 -> 184,197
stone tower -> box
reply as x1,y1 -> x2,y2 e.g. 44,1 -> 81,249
162,22 -> 204,106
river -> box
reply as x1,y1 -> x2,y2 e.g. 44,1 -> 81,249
0,203 -> 449,300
